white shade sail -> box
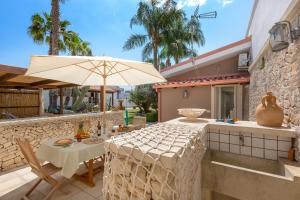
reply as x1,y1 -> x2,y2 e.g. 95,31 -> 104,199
26,55 -> 166,86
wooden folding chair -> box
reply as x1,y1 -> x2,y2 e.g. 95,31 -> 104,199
16,138 -> 62,200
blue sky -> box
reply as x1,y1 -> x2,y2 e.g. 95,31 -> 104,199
0,0 -> 253,68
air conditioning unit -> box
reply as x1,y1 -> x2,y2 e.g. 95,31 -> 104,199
238,53 -> 249,70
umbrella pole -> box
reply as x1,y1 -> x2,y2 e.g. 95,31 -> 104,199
102,83 -> 106,135
103,65 -> 107,136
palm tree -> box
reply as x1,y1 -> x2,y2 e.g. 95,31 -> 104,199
186,15 -> 205,53
123,0 -> 184,70
79,41 -> 92,56
28,12 -> 69,54
64,31 -> 92,56
160,19 -> 189,65
28,13 -> 92,56
160,17 -> 204,65
50,0 -> 64,55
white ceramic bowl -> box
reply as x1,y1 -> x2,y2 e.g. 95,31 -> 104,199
178,108 -> 208,121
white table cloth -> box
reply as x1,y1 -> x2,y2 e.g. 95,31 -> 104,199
37,138 -> 105,178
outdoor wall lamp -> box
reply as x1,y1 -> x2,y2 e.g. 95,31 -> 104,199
269,20 -> 300,52
269,21 -> 292,52
183,89 -> 189,99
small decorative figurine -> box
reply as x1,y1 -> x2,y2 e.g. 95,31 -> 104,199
255,92 -> 284,127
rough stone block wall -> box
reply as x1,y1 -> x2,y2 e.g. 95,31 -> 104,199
0,111 -> 123,171
249,30 -> 300,126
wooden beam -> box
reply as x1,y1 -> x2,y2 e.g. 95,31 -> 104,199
58,84 -> 77,88
0,80 -> 76,90
0,73 -> 20,83
59,88 -> 64,114
39,89 -> 44,116
0,81 -> 30,87
30,79 -> 60,86
0,64 -> 26,75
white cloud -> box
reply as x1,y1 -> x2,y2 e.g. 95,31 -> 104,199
157,0 -> 167,7
176,0 -> 207,9
218,0 -> 234,7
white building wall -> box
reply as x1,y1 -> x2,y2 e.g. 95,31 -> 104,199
247,0 -> 293,60
43,90 -> 50,110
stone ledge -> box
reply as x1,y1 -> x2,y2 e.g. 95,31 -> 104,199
167,117 -> 297,138
0,111 -> 123,127
208,120 -> 297,138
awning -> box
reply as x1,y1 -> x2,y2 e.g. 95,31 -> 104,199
153,72 -> 250,89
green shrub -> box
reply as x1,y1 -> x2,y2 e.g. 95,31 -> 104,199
146,111 -> 158,122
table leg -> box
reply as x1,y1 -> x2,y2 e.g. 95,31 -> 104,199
74,159 -> 95,187
87,159 -> 95,187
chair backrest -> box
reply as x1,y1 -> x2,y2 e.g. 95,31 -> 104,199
16,138 -> 44,177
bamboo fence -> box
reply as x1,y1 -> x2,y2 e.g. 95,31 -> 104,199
0,89 -> 40,118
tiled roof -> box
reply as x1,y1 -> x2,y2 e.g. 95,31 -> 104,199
153,72 -> 250,89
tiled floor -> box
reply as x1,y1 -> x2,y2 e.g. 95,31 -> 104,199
0,165 -> 103,200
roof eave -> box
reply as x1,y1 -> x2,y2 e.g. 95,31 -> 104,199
161,37 -> 251,78
153,77 -> 250,89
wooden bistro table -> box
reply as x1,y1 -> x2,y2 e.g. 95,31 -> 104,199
36,137 -> 106,187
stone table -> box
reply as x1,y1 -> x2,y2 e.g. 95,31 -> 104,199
103,119 -> 209,200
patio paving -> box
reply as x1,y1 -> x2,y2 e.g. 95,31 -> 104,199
0,165 -> 103,200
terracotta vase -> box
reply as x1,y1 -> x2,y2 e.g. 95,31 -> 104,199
255,92 -> 284,127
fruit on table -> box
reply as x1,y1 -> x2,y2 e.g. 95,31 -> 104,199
76,121 -> 90,139
75,134 -> 81,139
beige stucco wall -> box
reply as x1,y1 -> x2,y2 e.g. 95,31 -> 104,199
169,56 -> 244,80
160,84 -> 249,122
159,49 -> 250,122
160,86 -> 211,122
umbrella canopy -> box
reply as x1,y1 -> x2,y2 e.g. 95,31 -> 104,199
26,55 -> 166,86
26,55 -> 166,132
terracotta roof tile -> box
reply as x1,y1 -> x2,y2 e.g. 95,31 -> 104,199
153,72 -> 250,89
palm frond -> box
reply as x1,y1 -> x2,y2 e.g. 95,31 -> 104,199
142,42 -> 153,61
27,13 -> 47,44
123,34 -> 148,51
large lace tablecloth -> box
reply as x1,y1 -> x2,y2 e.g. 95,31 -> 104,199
37,138 -> 105,178
103,121 -> 208,200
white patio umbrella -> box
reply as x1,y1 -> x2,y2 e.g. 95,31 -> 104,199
26,55 -> 166,133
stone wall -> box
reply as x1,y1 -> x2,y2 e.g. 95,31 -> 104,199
0,111 -> 124,171
249,15 -> 300,126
